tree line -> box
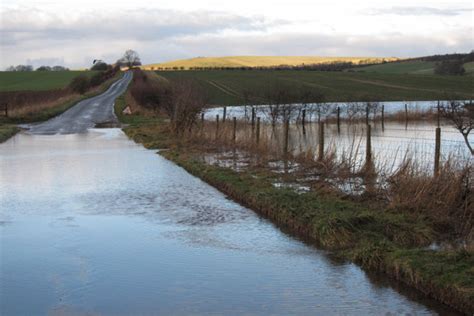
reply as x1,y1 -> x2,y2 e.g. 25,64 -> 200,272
5,65 -> 69,72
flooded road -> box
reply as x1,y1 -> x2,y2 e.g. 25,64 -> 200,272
0,129 -> 460,315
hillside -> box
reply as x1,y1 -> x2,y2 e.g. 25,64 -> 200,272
142,56 -> 398,70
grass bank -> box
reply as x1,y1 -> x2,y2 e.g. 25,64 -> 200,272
114,94 -> 473,315
0,124 -> 19,143
0,72 -> 124,143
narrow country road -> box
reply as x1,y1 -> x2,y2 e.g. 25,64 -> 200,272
27,71 -> 133,135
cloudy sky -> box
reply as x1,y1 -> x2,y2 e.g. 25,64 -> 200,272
1,0 -> 472,69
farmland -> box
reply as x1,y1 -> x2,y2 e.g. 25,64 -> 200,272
0,70 -> 96,91
353,60 -> 474,75
155,70 -> 474,106
143,56 -> 397,70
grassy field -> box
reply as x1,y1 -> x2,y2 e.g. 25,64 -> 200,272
143,56 -> 397,70
354,60 -> 474,75
155,70 -> 474,105
353,60 -> 437,74
0,71 -> 96,91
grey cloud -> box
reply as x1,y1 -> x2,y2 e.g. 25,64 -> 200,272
165,31 -> 474,60
0,7 -> 276,46
369,6 -> 473,16
0,6 -> 472,68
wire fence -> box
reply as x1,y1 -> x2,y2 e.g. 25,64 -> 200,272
200,105 -> 472,175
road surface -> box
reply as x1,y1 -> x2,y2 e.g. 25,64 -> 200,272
27,71 -> 133,135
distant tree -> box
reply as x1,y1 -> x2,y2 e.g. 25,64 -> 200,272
434,60 -> 465,75
117,50 -> 141,68
36,66 -> 52,71
6,64 -> 34,71
52,65 -> 69,71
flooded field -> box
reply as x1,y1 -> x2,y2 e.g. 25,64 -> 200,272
205,102 -> 472,172
0,129 -> 461,315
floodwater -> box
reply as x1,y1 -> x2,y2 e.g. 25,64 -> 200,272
206,102 -> 473,172
0,129 -> 461,315
264,121 -> 471,170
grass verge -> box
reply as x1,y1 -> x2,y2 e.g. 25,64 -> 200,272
0,124 -> 20,143
114,95 -> 474,315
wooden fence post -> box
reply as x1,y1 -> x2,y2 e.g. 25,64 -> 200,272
251,107 -> 256,129
215,115 -> 219,140
434,127 -> 441,175
318,122 -> 325,161
405,103 -> 408,128
337,106 -> 341,134
381,104 -> 385,131
283,118 -> 290,156
365,104 -> 369,125
256,117 -> 260,145
366,124 -> 372,164
302,109 -> 306,135
232,117 -> 237,143
437,100 -> 440,128
223,106 -> 227,123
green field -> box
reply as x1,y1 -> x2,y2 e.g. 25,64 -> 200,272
0,71 -> 96,91
155,70 -> 474,105
353,60 -> 437,74
354,60 -> 474,75
143,56 -> 397,70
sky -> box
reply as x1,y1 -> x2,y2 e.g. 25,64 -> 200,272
1,0 -> 473,69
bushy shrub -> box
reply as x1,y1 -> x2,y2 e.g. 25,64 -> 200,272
69,75 -> 90,94
90,72 -> 105,87
91,62 -> 109,71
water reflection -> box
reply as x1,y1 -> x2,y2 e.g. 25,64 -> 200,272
0,129 -> 460,315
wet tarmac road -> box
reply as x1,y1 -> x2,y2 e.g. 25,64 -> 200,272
26,71 -> 132,135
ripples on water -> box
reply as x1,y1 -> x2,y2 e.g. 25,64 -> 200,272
0,129 -> 460,315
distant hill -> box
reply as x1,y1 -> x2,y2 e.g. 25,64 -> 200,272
141,56 -> 398,70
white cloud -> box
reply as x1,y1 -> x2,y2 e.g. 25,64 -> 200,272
0,1 -> 472,69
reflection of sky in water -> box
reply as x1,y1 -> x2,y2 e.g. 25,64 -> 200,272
0,129 -> 460,315
206,100 -> 469,120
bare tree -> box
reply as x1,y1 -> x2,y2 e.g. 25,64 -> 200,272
440,100 -> 474,155
264,82 -> 299,125
345,102 -> 365,122
299,88 -> 324,122
117,50 -> 141,68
